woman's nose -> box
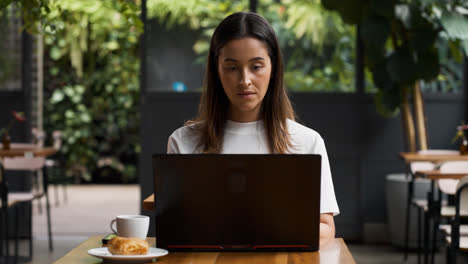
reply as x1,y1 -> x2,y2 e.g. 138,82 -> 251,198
240,69 -> 252,87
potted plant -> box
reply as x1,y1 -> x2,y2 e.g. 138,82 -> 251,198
322,0 -> 468,151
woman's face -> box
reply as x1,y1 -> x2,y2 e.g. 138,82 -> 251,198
218,37 -> 272,122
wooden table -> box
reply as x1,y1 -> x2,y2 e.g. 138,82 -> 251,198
399,152 -> 468,163
54,236 -> 356,264
0,143 -> 57,158
415,170 -> 468,180
143,194 -> 154,211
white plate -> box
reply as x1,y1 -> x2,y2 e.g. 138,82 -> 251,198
88,247 -> 168,263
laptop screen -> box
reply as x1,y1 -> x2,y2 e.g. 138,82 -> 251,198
152,154 -> 321,252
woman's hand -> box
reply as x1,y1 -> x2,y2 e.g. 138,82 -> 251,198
319,213 -> 335,248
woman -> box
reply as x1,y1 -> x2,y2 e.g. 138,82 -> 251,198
167,12 -> 339,247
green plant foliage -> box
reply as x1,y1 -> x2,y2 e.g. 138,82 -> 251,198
322,0 -> 468,117
36,0 -> 141,183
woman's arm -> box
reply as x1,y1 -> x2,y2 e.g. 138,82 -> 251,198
319,213 -> 335,248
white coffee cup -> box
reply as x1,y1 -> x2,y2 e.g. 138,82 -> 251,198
110,215 -> 149,239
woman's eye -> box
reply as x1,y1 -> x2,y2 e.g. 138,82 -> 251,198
252,65 -> 263,71
225,66 -> 237,71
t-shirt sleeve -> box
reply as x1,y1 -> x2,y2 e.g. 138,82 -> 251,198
167,126 -> 200,154
313,136 -> 340,216
167,133 -> 180,154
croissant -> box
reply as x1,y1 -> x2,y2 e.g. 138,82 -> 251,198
108,237 -> 149,255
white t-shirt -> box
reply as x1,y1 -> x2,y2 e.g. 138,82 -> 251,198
167,119 -> 340,216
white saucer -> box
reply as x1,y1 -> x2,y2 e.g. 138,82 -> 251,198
88,247 -> 168,263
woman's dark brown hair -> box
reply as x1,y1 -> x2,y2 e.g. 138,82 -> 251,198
188,12 -> 295,153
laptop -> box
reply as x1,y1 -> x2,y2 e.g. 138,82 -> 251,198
152,154 -> 321,252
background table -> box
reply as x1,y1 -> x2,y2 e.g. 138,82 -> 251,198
54,236 -> 356,264
399,152 -> 468,163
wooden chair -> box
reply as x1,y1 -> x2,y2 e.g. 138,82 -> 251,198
1,153 -> 53,262
45,130 -> 69,206
29,128 -> 45,215
404,150 -> 459,264
412,160 -> 468,264
0,160 -> 36,263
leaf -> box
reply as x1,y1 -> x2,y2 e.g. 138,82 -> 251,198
371,60 -> 392,91
440,11 -> 468,39
462,39 -> 468,55
395,4 -> 411,28
51,90 -> 65,103
321,0 -> 365,24
364,45 -> 386,69
369,0 -> 395,19
410,29 -> 438,52
50,46 -> 62,60
0,0 -> 13,10
374,87 -> 401,118
386,47 -> 418,85
448,39 -> 463,63
360,15 -> 391,50
415,48 -> 440,82
320,0 -> 340,10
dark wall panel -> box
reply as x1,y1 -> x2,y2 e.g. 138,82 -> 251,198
145,21 -> 204,92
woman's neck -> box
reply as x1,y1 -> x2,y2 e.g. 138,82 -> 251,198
228,107 -> 261,123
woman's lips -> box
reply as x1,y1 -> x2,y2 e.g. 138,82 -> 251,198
238,91 -> 256,98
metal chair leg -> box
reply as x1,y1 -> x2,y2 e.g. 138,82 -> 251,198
0,206 -> 3,260
43,166 -> 53,252
46,189 -> 53,251
424,209 -> 430,264
14,206 -> 18,264
63,183 -> 68,204
430,217 -> 439,264
54,184 -> 60,206
5,206 -> 9,263
0,206 -> 4,263
404,177 -> 415,261
418,207 -> 422,264
445,245 -> 451,264
33,172 -> 42,215
28,202 -> 32,260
